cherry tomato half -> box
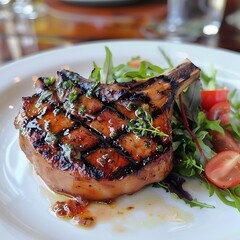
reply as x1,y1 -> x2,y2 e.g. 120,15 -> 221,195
205,150 -> 240,188
209,130 -> 240,153
128,59 -> 142,68
207,101 -> 231,126
201,89 -> 229,111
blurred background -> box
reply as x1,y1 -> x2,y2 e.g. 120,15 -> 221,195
0,0 -> 239,66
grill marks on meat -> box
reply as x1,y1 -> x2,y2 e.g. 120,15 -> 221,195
15,59 -> 200,200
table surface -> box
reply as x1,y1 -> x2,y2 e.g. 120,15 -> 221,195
0,0 -> 239,65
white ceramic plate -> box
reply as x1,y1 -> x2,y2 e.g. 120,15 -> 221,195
0,40 -> 240,240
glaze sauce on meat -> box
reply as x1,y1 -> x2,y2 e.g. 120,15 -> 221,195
15,59 -> 200,202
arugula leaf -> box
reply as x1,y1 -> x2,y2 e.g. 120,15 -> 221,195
229,89 -> 240,140
154,173 -> 193,201
154,173 -> 214,208
100,46 -> 114,84
183,198 -> 215,209
89,62 -> 101,82
144,61 -> 165,74
196,111 -> 224,135
158,47 -> 174,68
200,65 -> 217,90
209,185 -> 240,212
89,49 -> 166,83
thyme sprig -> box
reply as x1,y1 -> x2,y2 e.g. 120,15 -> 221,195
127,104 -> 168,138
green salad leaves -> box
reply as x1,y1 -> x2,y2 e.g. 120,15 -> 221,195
89,47 -> 166,84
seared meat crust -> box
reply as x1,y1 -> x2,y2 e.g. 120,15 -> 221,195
15,59 -> 200,201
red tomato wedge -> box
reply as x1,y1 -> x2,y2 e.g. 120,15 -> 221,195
201,89 -> 229,111
207,101 -> 231,126
210,130 -> 240,153
205,151 -> 240,188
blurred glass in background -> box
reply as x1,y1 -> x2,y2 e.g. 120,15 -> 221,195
0,0 -> 239,66
143,0 -> 226,42
0,0 -> 48,64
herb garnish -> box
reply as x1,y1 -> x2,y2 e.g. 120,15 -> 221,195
61,144 -> 74,159
78,105 -> 86,115
126,104 -> 168,138
44,77 -> 55,87
68,88 -> 78,103
35,90 -> 53,107
61,144 -> 81,160
86,81 -> 100,98
53,108 -> 61,116
62,80 -> 74,89
229,89 -> 240,140
45,132 -> 58,145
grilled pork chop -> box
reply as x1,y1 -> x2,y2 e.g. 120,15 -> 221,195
15,59 -> 200,201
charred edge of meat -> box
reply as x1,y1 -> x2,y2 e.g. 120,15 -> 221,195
96,88 -> 150,103
89,166 -> 105,180
122,74 -> 180,92
164,62 -> 198,83
56,70 -> 91,98
59,155 -> 73,171
33,137 -> 46,148
42,149 -> 59,161
118,91 -> 150,102
57,69 -> 151,103
57,70 -> 88,84
36,77 -> 49,91
111,143 -> 172,179
117,80 -> 138,88
22,96 -> 33,104
125,77 -> 160,91
26,119 -> 43,133
161,79 -> 179,111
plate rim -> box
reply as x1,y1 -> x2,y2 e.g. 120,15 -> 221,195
1,39 -> 240,240
1,39 -> 240,72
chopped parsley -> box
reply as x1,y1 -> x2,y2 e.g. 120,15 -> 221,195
45,132 -> 58,145
44,77 -> 55,87
35,90 -> 53,107
156,145 -> 163,152
61,144 -> 74,159
62,80 -> 74,89
78,105 -> 86,115
86,81 -> 99,98
53,108 -> 61,116
68,88 -> 78,103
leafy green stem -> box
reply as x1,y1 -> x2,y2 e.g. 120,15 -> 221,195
179,94 -> 208,164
